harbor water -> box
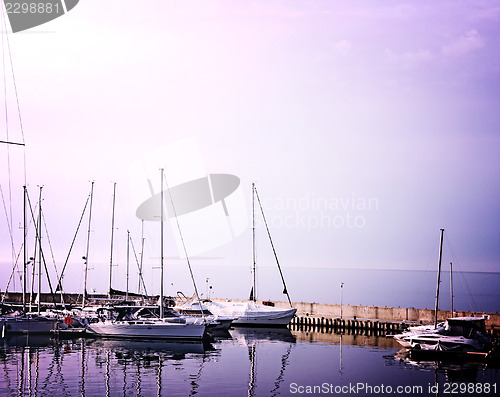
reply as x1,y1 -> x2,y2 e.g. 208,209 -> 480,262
1,328 -> 498,396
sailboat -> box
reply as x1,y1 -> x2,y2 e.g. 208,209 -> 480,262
393,229 -> 492,353
1,187 -> 58,335
85,170 -> 206,339
204,183 -> 296,327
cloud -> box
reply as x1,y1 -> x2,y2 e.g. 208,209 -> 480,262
441,30 -> 484,57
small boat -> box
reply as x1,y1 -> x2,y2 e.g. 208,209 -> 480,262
393,230 -> 493,354
203,300 -> 296,327
1,313 -> 59,336
394,316 -> 492,352
84,170 -> 206,340
1,188 -> 59,337
176,301 -> 234,330
208,183 -> 296,328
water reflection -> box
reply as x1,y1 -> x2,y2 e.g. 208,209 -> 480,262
230,328 -> 295,397
0,329 -> 497,396
391,347 -> 493,383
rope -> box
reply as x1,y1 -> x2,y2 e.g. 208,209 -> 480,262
56,195 -> 89,293
1,6 -> 27,183
1,11 -> 14,270
162,173 -> 205,321
41,207 -> 61,285
444,232 -> 478,312
0,184 -> 15,265
128,232 -> 149,298
254,184 -> 293,307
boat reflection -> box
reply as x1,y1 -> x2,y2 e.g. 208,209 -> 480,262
86,337 -> 213,360
229,327 -> 296,397
230,326 -> 296,344
389,347 -> 494,383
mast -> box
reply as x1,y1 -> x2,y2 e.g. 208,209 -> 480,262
37,186 -> 42,315
450,262 -> 454,318
108,182 -> 116,298
82,181 -> 94,308
159,169 -> 164,319
434,228 -> 444,328
126,230 -> 130,301
22,185 -> 27,312
138,219 -> 144,294
251,183 -> 256,302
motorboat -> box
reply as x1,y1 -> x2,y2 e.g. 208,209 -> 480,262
176,301 -> 234,330
203,300 -> 296,327
394,316 -> 492,352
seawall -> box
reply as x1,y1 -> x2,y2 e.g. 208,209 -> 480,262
3,292 -> 499,330
212,298 -> 500,330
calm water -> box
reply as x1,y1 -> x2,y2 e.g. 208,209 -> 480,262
1,329 -> 498,397
200,267 -> 500,314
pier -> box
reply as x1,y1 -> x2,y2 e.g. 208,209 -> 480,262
213,298 -> 500,337
2,293 -> 499,337
289,316 -> 402,335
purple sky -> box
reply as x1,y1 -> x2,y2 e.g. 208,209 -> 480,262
1,1 -> 499,299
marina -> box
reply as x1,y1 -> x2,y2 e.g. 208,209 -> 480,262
0,327 -> 498,397
1,1 -> 500,395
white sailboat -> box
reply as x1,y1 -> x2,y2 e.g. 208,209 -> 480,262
85,305 -> 206,340
1,187 -> 59,335
204,183 -> 296,327
393,229 -> 492,353
85,169 -> 206,339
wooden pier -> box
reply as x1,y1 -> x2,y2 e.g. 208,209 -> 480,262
289,315 -> 402,335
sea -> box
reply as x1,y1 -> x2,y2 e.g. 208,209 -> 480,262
0,328 -> 498,397
191,267 -> 500,314
1,268 -> 499,396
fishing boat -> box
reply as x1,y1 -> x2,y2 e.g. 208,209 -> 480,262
204,183 -> 296,327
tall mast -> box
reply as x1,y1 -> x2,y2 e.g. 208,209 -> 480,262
108,182 -> 116,299
159,169 -> 164,319
37,186 -> 43,315
82,181 -> 94,308
251,183 -> 256,302
434,228 -> 444,328
22,186 -> 27,312
126,230 -> 130,301
138,219 -> 144,294
450,262 -> 454,318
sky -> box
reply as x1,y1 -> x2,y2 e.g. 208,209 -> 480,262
1,1 -> 499,305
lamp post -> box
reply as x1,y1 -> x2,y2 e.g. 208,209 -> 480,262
340,283 -> 344,319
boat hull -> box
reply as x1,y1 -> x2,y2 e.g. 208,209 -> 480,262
86,320 -> 206,340
231,309 -> 296,327
1,316 -> 58,335
206,302 -> 296,327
